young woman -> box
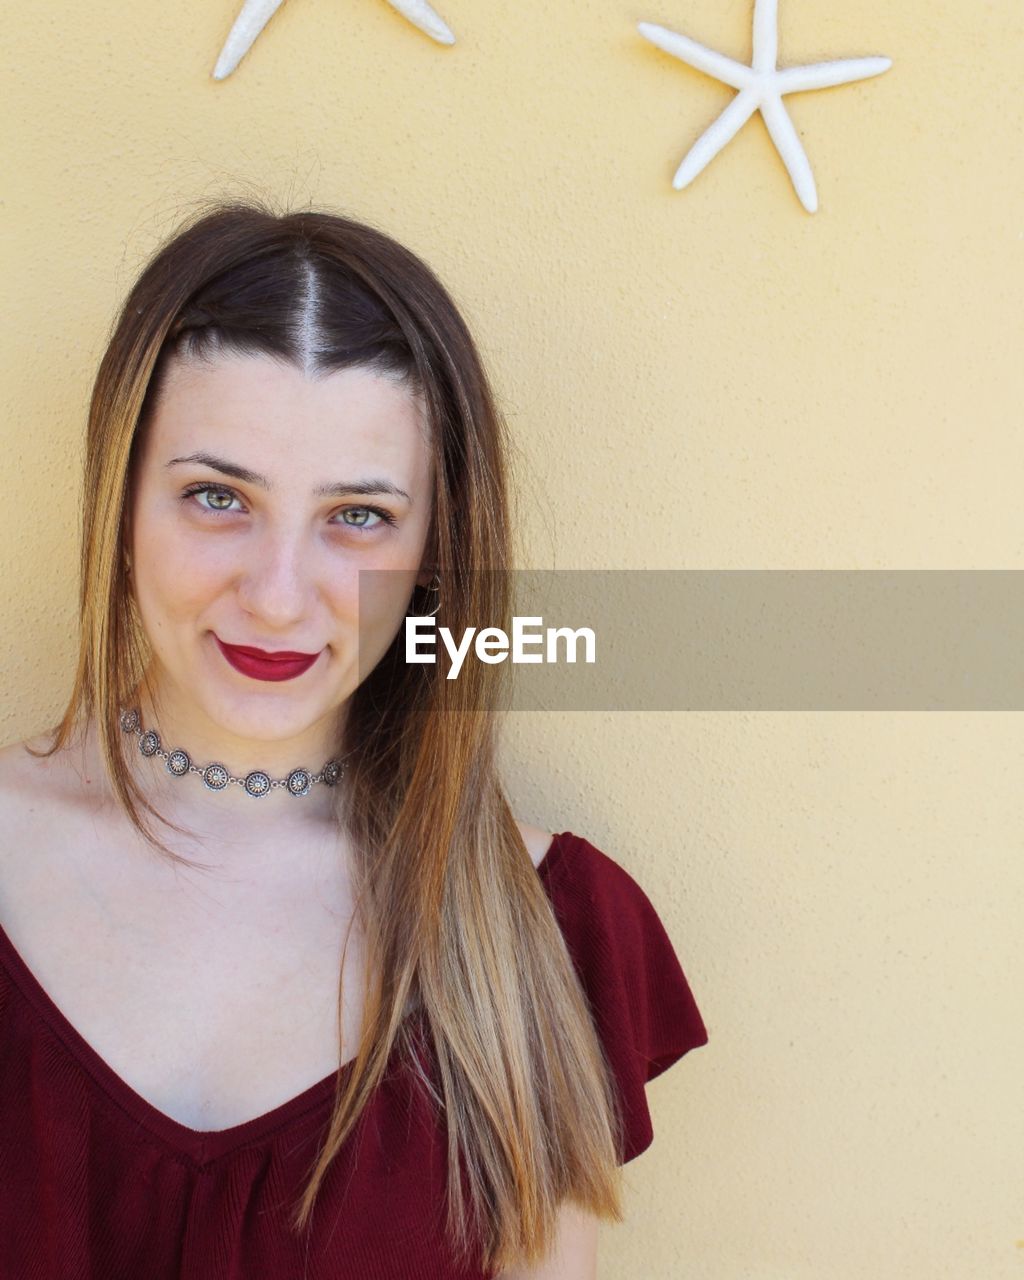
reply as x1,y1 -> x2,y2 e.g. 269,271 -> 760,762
0,201 -> 708,1279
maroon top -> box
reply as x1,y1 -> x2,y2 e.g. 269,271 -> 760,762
0,831 -> 708,1279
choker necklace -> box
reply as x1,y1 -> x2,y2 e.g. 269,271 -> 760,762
119,707 -> 349,799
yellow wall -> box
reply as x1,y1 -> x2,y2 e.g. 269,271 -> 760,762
3,1 -> 1022,1275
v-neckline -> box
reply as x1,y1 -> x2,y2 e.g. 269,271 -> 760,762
0,831 -> 570,1168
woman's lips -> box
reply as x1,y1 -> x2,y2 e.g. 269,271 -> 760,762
226,643 -> 318,660
214,636 -> 321,682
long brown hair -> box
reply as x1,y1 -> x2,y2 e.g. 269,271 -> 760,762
30,198 -> 628,1272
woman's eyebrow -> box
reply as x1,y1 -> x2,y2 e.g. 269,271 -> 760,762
165,451 -> 412,502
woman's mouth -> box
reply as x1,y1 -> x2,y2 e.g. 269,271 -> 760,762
214,636 -> 321,682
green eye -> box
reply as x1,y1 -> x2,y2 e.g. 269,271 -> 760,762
181,484 -> 243,513
334,506 -> 397,530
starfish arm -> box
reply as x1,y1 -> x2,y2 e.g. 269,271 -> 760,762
758,92 -> 818,212
672,86 -> 761,189
775,56 -> 892,95
212,0 -> 286,80
384,0 -> 456,45
638,22 -> 755,91
751,0 -> 779,74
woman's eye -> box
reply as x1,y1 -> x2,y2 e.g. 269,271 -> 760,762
335,507 -> 393,531
182,484 -> 243,513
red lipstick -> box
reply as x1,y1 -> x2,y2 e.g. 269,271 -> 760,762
215,636 -> 321,682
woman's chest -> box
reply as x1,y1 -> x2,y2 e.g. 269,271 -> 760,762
0,823 -> 367,1132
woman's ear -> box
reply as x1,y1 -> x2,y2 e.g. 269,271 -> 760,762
415,565 -> 436,589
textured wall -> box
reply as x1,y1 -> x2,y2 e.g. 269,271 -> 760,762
3,0 -> 1022,1276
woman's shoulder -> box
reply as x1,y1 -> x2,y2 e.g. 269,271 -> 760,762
0,733 -> 88,825
0,733 -> 105,896
0,735 -> 53,827
517,825 -> 710,1163
514,820 -> 556,871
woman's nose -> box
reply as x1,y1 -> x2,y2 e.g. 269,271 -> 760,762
235,532 -> 315,625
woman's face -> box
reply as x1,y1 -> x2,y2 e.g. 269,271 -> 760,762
126,351 -> 435,750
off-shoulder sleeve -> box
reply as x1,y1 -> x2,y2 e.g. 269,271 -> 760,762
540,831 -> 709,1164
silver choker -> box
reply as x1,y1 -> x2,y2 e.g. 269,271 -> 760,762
119,707 -> 348,799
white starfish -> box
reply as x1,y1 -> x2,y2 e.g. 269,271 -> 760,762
213,0 -> 456,80
638,0 -> 891,212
